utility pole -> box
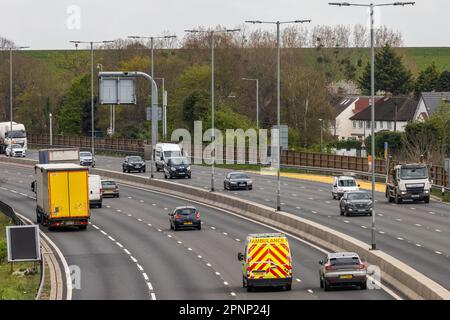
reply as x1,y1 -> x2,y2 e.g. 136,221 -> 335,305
185,28 -> 240,192
329,1 -> 415,250
246,19 -> 311,211
49,113 -> 53,146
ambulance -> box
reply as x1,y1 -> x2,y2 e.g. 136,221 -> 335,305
238,233 -> 293,291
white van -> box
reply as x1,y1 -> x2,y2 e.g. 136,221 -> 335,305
332,176 -> 360,200
89,174 -> 103,208
154,143 -> 183,171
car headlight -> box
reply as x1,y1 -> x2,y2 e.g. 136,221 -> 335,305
171,167 -> 176,171
424,190 -> 429,194
230,181 -> 237,185
248,180 -> 253,184
401,191 -> 407,195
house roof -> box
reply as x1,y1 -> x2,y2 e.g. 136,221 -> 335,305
333,97 -> 358,116
420,92 -> 450,115
350,96 -> 418,121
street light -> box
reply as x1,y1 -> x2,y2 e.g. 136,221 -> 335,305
127,35 -> 177,79
318,118 -> 324,153
49,113 -> 53,146
6,46 -> 29,138
185,28 -> 241,192
69,40 -> 115,157
154,77 -> 167,141
246,19 -> 311,211
329,1 -> 415,250
242,78 -> 259,129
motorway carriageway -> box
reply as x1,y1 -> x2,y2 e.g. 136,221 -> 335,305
0,162 -> 397,300
30,150 -> 450,291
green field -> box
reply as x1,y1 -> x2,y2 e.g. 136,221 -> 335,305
0,214 -> 41,300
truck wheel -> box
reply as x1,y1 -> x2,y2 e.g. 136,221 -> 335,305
395,193 -> 402,204
79,225 -> 87,231
424,196 -> 430,204
247,285 -> 253,292
285,284 -> 292,291
242,277 -> 247,288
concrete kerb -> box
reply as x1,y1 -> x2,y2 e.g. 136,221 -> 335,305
1,156 -> 449,300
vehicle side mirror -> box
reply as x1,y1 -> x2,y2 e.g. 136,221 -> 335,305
319,260 -> 323,265
237,252 -> 244,261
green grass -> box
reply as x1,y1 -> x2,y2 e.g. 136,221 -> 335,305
0,214 -> 41,300
431,188 -> 450,203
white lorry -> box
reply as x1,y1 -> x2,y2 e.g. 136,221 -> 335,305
0,122 -> 27,154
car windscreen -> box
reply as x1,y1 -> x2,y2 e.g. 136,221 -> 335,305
12,144 -> 22,149
339,179 -> 356,187
230,174 -> 249,180
164,151 -> 182,158
101,181 -> 116,186
329,257 -> 360,266
169,158 -> 189,166
348,193 -> 370,200
128,156 -> 142,162
400,167 -> 428,180
80,152 -> 91,157
176,208 -> 196,215
6,130 -> 26,138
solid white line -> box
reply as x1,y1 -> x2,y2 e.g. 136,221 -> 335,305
137,264 -> 144,271
100,230 -> 107,235
142,273 -> 149,281
93,225 -> 100,230
0,187 -> 7,190
123,249 -> 131,255
147,282 -> 154,291
151,293 -> 156,300
116,242 -> 123,248
10,190 -> 18,193
130,256 -> 138,263
108,236 -> 115,241
20,192 -> 28,197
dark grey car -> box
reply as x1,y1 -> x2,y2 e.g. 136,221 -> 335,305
122,156 -> 146,173
319,252 -> 367,291
224,172 -> 253,190
339,191 -> 373,217
169,206 -> 201,231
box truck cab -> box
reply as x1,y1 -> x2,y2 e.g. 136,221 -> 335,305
0,122 -> 27,153
238,233 -> 293,292
35,163 -> 90,230
332,176 -> 360,200
154,143 -> 183,171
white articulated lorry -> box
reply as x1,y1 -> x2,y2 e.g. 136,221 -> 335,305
0,121 -> 27,154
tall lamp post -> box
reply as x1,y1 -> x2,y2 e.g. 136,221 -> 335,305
185,28 -> 241,192
49,113 -> 53,146
318,118 -> 324,153
7,46 -> 29,136
242,78 -> 259,129
69,40 -> 114,156
246,19 -> 311,211
155,77 -> 167,141
329,1 -> 415,250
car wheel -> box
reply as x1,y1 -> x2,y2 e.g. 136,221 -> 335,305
188,175 -> 191,179
197,224 -> 202,230
285,284 -> 292,291
332,194 -> 336,200
242,277 -> 247,288
324,281 -> 330,291
224,182 -> 227,190
360,281 -> 367,290
122,168 -> 126,173
164,174 -> 168,179
340,207 -> 344,216
143,169 -> 146,173
345,210 -> 350,217
320,278 -> 323,288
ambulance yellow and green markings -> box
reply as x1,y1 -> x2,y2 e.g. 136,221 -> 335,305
239,233 -> 293,292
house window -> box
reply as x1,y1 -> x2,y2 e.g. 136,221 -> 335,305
359,121 -> 363,128
366,121 -> 371,129
380,121 -> 384,129
387,121 -> 392,129
353,121 -> 357,128
374,121 -> 377,129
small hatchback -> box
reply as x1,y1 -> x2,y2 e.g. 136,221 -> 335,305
319,252 -> 367,291
101,180 -> 119,198
168,206 -> 201,231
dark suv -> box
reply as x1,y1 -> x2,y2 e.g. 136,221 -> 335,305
122,156 -> 146,173
163,157 -> 191,179
339,191 -> 373,216
169,206 -> 201,231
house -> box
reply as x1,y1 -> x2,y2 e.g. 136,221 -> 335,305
331,96 -> 381,140
349,96 -> 419,139
415,92 -> 450,120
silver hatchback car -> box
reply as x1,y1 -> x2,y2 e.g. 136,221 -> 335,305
319,252 -> 367,291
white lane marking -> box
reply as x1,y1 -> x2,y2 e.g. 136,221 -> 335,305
325,201 -> 331,204
415,224 -> 422,227
308,197 -> 314,200
292,194 -> 297,197
123,249 -> 131,255
10,190 -> 18,193
235,238 -> 241,242
151,203 -> 156,206
116,242 -> 124,248
147,223 -> 152,227
20,192 -> 27,197
224,281 -> 229,285
137,264 -> 144,271
312,211 -> 318,214
223,232 -> 228,236
296,207 -> 301,210
130,256 -> 138,263
435,229 -> 442,233
307,289 -> 314,294
397,237 -> 404,241
147,282 -> 154,291
410,207 -> 416,210
211,226 -> 216,230
157,228 -> 162,232
167,234 -> 172,238
151,293 -> 156,300
187,247 -> 192,251
164,208 -> 168,210
265,199 -> 270,202
198,255 -> 202,259
230,292 -> 236,297
296,278 -> 302,282
118,182 -> 402,300
379,231 -> 385,234
106,205 -> 111,208
395,218 -> 402,222
215,272 -> 221,276
142,273 -> 148,280
361,226 -> 367,229
377,214 -> 384,217
92,225 -> 100,230
344,220 -> 350,224
128,196 -> 132,199
100,230 -> 107,235
137,218 -> 143,222
108,236 -> 115,241
127,214 -> 132,217
435,251 -> 442,255
0,187 -> 7,190
429,212 -> 435,215
116,209 -> 121,212
177,241 -> 182,244
415,243 -> 422,247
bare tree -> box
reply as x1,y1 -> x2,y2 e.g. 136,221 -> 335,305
281,25 -> 310,48
375,26 -> 403,47
0,36 -> 15,49
353,24 -> 368,48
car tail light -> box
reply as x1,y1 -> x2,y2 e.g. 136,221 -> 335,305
175,213 -> 181,220
325,262 -> 335,271
357,263 -> 366,270
195,212 -> 201,220
100,188 -> 103,194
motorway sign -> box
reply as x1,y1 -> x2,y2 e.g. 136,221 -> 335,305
99,77 -> 136,105
6,225 -> 41,262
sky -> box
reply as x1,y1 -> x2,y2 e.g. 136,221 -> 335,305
1,0 -> 449,50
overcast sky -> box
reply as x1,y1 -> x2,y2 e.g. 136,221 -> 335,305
1,0 -> 449,49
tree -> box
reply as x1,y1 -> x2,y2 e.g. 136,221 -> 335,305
436,70 -> 450,91
182,90 -> 210,132
414,62 -> 440,96
358,45 -> 413,95
364,131 -> 403,158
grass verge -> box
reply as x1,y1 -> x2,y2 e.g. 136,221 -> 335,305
0,214 -> 41,300
431,188 -> 450,203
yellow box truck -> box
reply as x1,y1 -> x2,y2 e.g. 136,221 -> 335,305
35,163 -> 90,230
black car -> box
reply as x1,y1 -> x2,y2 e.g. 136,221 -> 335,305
224,172 -> 253,190
163,157 -> 191,179
339,191 -> 373,217
169,206 -> 201,231
122,156 -> 146,173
